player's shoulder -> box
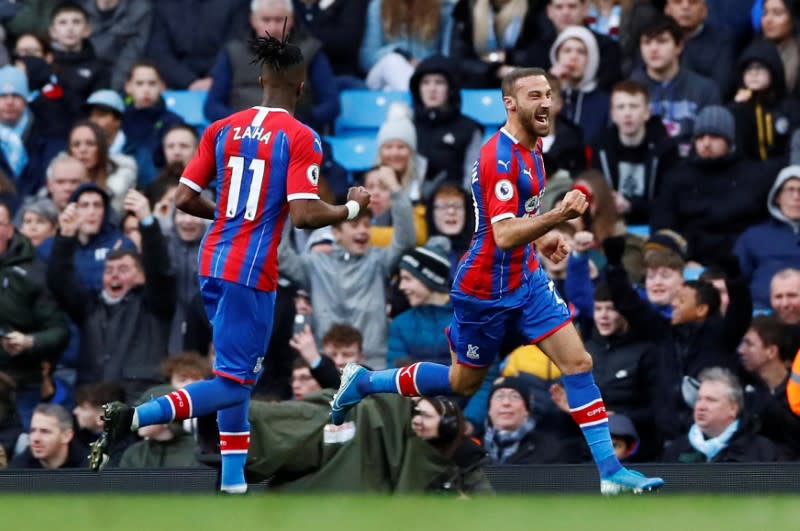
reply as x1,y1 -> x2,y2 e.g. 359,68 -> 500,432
479,130 -> 513,176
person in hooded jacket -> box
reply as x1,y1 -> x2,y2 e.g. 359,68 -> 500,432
409,55 -> 483,189
37,182 -> 136,293
729,39 -> 800,163
735,165 -> 800,310
424,181 -> 474,282
548,25 -> 609,145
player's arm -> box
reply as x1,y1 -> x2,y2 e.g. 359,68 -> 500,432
175,183 -> 216,220
289,187 -> 369,229
492,189 -> 587,251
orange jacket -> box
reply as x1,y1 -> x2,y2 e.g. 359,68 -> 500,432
788,349 -> 800,416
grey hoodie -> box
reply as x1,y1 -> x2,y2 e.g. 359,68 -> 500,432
278,192 -> 416,368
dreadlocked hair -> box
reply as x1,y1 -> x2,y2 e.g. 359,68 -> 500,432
249,19 -> 304,72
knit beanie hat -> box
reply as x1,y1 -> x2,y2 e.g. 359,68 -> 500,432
692,105 -> 736,146
644,229 -> 688,261
377,103 -> 417,151
399,236 -> 451,293
489,376 -> 533,412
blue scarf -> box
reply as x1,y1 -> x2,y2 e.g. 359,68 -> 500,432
688,420 -> 739,461
483,418 -> 536,464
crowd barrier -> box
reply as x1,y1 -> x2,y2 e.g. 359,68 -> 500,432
1,464 -> 799,494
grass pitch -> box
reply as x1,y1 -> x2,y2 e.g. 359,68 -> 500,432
1,494 -> 796,531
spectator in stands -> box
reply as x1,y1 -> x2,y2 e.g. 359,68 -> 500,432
409,55 -> 483,190
48,2 -> 109,120
448,0 -> 541,88
293,0 -> 370,82
759,0 -> 800,96
640,232 -> 688,316
604,236 -> 752,446
522,0 -> 622,91
0,66 -> 31,181
376,104 -> 432,203
364,165 -> 426,247
0,200 -> 70,429
586,283 -> 659,460
279,195 -> 414,369
119,384 -> 204,469
591,80 -> 677,226
165,207 -> 206,354
47,189 -> 175,401
288,323 -> 343,391
664,0 -> 736,96
735,166 -> 800,310
631,14 -> 720,156
539,76 -> 585,177
608,413 -> 639,462
119,211 -> 140,250
161,352 -> 211,389
548,25 -> 610,144
71,382 -> 132,466
18,198 -> 58,247
161,123 -> 198,168
40,154 -> 87,212
85,89 -> 125,155
769,268 -> 800,324
359,0 -> 453,91
662,367 -> 780,462
122,61 -> 184,187
66,120 -> 137,215
146,0 -> 250,90
291,358 -> 322,400
651,105 -> 778,264
80,0 -> 152,92
12,32 -> 52,62
424,182 -> 474,281
8,403 -> 87,468
204,0 -> 340,133
483,376 -> 579,464
699,266 -> 732,315
0,371 -> 21,467
729,40 -> 800,162
388,238 -> 453,368
739,315 -> 800,459
39,182 -> 135,291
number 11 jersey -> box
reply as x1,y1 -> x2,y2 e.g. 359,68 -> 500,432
180,106 -> 322,291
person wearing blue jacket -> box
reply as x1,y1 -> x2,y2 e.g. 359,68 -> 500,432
37,182 -> 135,293
204,0 -> 340,133
735,165 -> 800,310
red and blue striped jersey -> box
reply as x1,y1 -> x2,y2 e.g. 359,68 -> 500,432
180,106 -> 321,292
453,129 -> 547,300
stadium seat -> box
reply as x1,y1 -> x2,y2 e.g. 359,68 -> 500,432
627,225 -> 651,238
324,135 -> 377,172
335,90 -> 411,136
163,90 -> 210,130
461,89 -> 505,129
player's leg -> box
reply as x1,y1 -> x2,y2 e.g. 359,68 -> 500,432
330,298 -> 502,424
527,270 -> 662,493
217,398 -> 252,493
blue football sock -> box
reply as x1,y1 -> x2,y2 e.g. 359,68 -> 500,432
134,376 -> 252,427
356,362 -> 453,397
218,400 -> 250,493
562,371 -> 622,479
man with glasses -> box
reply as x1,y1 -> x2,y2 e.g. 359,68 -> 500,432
735,166 -> 800,310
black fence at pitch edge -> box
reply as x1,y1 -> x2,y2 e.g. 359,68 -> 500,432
0,464 -> 799,494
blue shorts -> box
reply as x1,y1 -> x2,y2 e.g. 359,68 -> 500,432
446,266 -> 572,368
200,276 -> 276,384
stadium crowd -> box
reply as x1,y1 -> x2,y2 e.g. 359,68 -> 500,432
0,0 -> 799,491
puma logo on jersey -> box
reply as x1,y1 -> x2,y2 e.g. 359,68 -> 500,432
497,159 -> 511,171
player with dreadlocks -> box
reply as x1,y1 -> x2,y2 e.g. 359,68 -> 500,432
88,26 -> 371,494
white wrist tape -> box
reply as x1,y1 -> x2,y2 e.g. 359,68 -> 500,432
345,200 -> 360,220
